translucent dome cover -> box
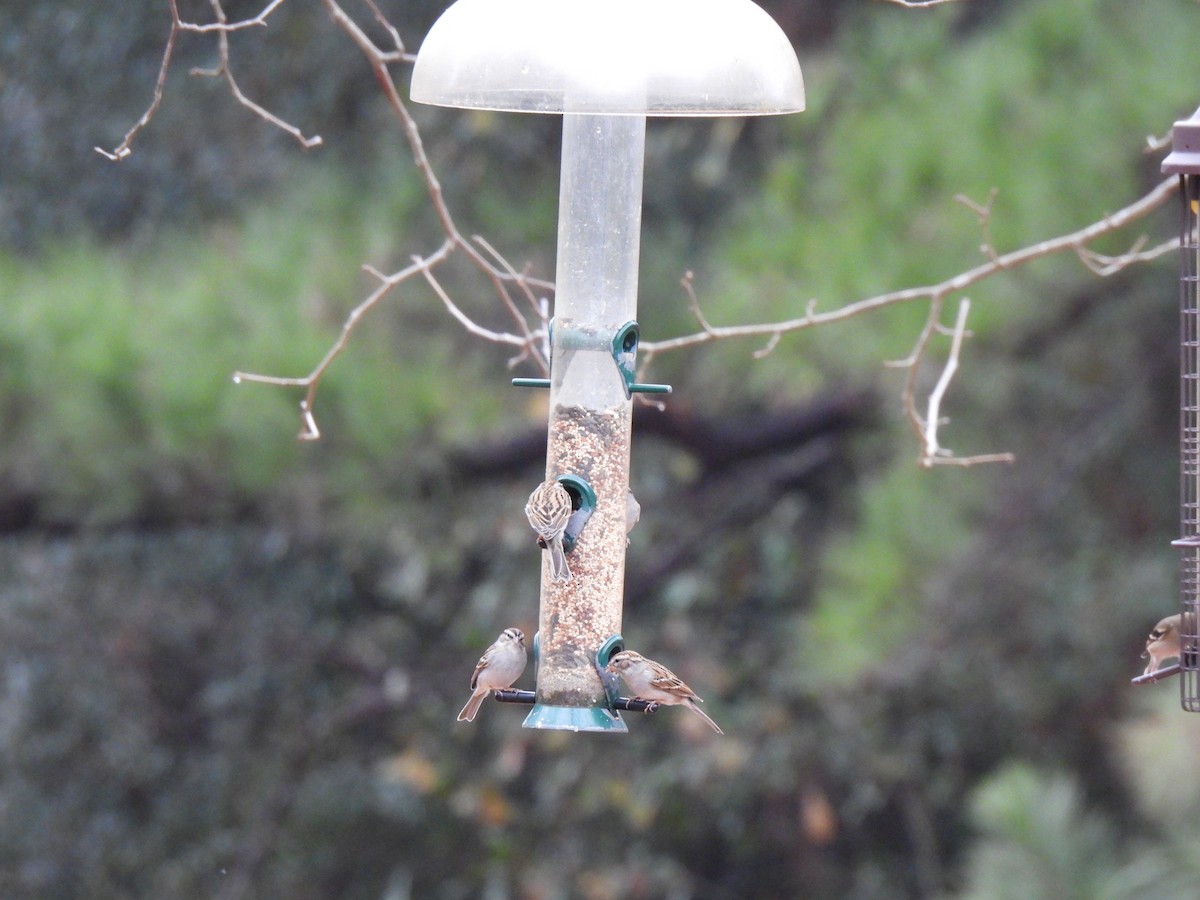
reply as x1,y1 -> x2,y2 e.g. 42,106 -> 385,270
410,0 -> 804,116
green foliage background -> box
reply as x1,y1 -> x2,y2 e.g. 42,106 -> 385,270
3,0 -> 1200,897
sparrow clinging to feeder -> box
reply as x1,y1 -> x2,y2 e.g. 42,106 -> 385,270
1143,614 -> 1184,676
525,479 -> 574,583
458,627 -> 527,722
606,649 -> 723,734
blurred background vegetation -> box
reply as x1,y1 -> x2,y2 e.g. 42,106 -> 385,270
3,0 -> 1200,896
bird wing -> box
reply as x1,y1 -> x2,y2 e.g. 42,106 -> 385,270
650,670 -> 697,700
468,649 -> 492,691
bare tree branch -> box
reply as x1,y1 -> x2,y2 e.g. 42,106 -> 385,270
96,0 -> 317,159
319,0 -> 553,354
955,189 -> 1003,265
179,0 -> 288,33
890,292 -> 945,441
471,235 -> 554,366
642,177 -> 1178,357
94,0 -> 181,160
101,1 -> 1180,464
644,178 -> 1177,463
190,0 -> 322,149
1076,236 -> 1175,276
232,241 -> 457,440
224,0 -> 556,436
915,298 -> 1015,467
411,256 -> 535,351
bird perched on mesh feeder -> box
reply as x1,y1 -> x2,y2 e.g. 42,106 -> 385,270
606,649 -> 723,734
525,479 -> 573,583
1141,613 -> 1196,676
458,627 -> 527,722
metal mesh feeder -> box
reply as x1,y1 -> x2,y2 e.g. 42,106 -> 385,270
1164,108 -> 1200,707
413,0 -> 804,730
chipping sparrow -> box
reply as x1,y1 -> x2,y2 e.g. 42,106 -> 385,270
606,649 -> 723,734
458,627 -> 527,722
1143,614 -> 1183,676
525,480 -> 573,583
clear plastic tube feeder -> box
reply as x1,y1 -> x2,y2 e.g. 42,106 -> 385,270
412,0 -> 804,731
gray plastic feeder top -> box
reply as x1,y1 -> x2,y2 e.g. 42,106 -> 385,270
411,0 -> 804,116
1164,106 -> 1200,175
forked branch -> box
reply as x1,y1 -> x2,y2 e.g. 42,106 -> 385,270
95,0 -> 318,160
101,1 -> 1180,464
647,178 -> 1178,464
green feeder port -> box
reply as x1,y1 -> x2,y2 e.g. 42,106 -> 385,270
519,628 -> 629,732
595,634 -> 626,707
555,474 -> 595,553
611,321 -> 671,399
512,320 -> 671,396
513,633 -> 661,730
483,633 -> 662,715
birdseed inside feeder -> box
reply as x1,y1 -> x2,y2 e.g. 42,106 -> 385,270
412,0 -> 804,731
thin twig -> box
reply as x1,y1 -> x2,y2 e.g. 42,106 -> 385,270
191,0 -> 322,149
752,333 -> 782,360
412,257 -> 535,349
233,240 -> 456,439
892,293 -> 945,443
643,177 -> 1179,356
226,0 -> 557,436
94,0 -> 181,160
471,235 -> 552,369
916,298 -> 1014,467
320,0 -> 546,328
361,0 -> 414,62
371,167 -> 1167,461
1076,237 -> 1174,276
681,270 -> 717,335
955,188 -> 1002,265
922,298 -> 967,460
178,0 -> 288,33
1146,131 -> 1173,154
96,0 -> 310,159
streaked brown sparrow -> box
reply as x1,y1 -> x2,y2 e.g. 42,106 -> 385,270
606,649 -> 723,734
525,480 -> 573,583
458,627 -> 527,722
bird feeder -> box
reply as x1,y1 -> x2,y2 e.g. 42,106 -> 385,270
412,0 -> 804,730
1164,106 -> 1200,711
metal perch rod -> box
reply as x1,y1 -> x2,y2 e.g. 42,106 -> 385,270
1130,663 -> 1182,685
493,689 -> 659,713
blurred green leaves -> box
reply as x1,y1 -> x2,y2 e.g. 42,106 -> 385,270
713,0 -> 1195,387
4,0 -> 1200,896
956,765 -> 1143,900
0,160 -> 528,528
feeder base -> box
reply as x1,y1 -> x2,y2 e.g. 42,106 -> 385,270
522,704 -> 628,732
